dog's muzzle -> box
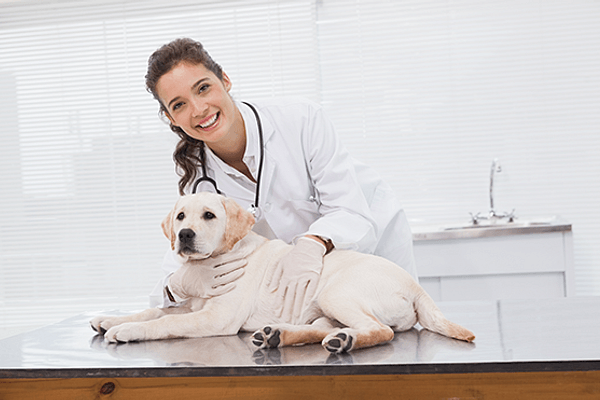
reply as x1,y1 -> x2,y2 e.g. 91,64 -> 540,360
178,228 -> 196,255
179,228 -> 195,243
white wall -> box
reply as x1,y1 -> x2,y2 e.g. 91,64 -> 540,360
316,0 -> 600,296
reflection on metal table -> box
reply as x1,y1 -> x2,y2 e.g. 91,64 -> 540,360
1,296 -> 599,399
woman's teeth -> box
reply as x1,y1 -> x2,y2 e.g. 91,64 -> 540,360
199,113 -> 219,129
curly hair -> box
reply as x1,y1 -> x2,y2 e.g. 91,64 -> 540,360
145,38 -> 224,195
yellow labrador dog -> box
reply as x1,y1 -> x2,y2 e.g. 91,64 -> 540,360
91,193 -> 474,353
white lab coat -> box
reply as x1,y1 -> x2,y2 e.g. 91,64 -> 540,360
150,97 -> 417,307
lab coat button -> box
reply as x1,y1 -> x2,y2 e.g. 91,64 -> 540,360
264,202 -> 272,213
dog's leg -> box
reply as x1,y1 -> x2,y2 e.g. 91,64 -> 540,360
91,308 -> 170,335
318,282 -> 400,354
91,304 -> 195,336
321,311 -> 395,354
251,317 -> 338,349
103,303 -> 248,343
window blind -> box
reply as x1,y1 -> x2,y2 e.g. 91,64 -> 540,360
0,0 -> 318,335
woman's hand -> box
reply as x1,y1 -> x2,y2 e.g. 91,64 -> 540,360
268,236 -> 328,324
167,254 -> 247,301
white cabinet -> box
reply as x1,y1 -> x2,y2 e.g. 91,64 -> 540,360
412,223 -> 574,301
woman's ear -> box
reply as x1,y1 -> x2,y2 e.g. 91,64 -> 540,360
222,197 -> 255,251
221,71 -> 232,92
162,108 -> 177,127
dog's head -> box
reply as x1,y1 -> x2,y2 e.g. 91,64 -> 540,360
161,193 -> 255,261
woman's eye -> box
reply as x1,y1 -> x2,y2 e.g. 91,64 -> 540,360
172,102 -> 184,111
203,211 -> 215,220
198,84 -> 209,94
177,212 -> 185,220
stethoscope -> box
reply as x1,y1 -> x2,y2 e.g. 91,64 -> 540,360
191,102 -> 265,219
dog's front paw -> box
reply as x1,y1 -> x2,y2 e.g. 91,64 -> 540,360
104,322 -> 147,343
90,316 -> 107,335
90,315 -> 122,335
251,326 -> 281,349
323,331 -> 355,354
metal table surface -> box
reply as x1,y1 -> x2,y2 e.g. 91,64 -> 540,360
1,296 -> 599,379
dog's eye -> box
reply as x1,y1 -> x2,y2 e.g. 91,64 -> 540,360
203,211 -> 216,220
177,212 -> 185,221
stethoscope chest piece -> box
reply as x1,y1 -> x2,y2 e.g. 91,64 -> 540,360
247,204 -> 262,220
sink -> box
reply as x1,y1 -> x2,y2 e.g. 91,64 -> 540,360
412,216 -> 571,241
443,220 -> 553,231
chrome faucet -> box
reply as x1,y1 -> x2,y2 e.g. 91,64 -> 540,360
489,158 -> 501,217
470,158 -> 516,225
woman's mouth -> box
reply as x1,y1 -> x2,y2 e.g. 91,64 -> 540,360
198,112 -> 219,129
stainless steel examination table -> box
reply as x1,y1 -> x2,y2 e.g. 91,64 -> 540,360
1,296 -> 599,399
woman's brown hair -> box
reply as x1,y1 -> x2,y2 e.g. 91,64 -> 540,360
145,38 -> 224,195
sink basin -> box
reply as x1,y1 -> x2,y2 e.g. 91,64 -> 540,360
443,220 -> 553,231
411,217 -> 571,241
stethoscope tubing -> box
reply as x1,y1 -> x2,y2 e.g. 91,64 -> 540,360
246,102 -> 265,215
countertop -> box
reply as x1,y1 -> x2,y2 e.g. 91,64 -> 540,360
1,296 -> 599,379
412,218 -> 572,241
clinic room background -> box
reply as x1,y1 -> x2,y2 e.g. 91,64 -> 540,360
1,0 -> 599,338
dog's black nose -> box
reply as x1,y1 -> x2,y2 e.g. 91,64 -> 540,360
178,228 -> 196,243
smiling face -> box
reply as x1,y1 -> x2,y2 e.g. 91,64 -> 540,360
155,62 -> 241,149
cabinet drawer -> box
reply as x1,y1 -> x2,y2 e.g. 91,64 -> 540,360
413,232 -> 566,278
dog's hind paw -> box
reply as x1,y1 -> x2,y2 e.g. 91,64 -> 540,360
251,326 -> 281,349
323,331 -> 354,354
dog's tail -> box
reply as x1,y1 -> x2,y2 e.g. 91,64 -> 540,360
414,291 -> 475,342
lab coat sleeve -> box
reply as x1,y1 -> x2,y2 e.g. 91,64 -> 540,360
148,249 -> 181,308
299,103 -> 378,253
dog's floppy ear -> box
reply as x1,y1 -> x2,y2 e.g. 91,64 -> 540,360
222,197 -> 255,251
161,206 -> 176,251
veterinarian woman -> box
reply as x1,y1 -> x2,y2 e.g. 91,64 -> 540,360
148,38 -> 417,323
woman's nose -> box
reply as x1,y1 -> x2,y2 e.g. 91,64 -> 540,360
190,98 -> 208,118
